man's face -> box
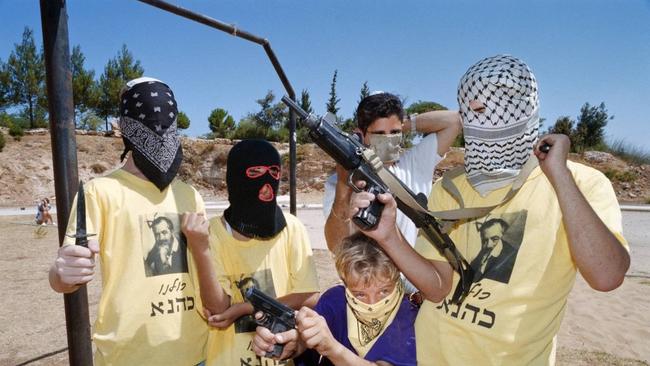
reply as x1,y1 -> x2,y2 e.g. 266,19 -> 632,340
153,221 -> 173,248
481,223 -> 505,253
362,114 -> 402,145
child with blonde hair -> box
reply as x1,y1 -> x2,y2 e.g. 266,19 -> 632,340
254,232 -> 418,366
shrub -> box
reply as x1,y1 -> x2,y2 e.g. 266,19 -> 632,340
9,124 -> 24,140
0,130 -> 5,152
603,168 -> 637,183
606,139 -> 650,165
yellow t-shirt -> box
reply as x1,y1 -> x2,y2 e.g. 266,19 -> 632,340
198,213 -> 320,366
64,169 -> 208,366
414,161 -> 628,366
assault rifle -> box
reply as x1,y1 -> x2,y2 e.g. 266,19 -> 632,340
282,96 -> 474,304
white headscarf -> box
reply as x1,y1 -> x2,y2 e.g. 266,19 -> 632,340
458,55 -> 540,196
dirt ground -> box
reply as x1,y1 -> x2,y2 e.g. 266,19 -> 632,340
1,213 -> 648,366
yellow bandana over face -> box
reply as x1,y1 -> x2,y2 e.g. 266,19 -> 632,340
345,284 -> 403,357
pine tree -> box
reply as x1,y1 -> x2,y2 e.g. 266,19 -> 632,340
326,70 -> 340,119
352,81 -> 370,121
71,45 -> 98,126
6,28 -> 47,128
358,81 -> 370,104
573,102 -> 612,152
97,45 -> 144,128
208,108 -> 235,137
299,89 -> 313,115
176,111 -> 190,130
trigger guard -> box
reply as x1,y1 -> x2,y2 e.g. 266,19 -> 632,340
347,170 -> 363,193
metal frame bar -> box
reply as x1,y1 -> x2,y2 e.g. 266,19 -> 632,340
137,0 -> 298,215
39,1 -> 93,364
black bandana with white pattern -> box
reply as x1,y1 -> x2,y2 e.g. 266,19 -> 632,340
119,77 -> 182,191
457,55 -> 539,196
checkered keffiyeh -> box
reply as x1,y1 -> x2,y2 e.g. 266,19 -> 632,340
457,55 -> 540,195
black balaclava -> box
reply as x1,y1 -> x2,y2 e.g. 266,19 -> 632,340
119,77 -> 182,191
223,139 -> 287,239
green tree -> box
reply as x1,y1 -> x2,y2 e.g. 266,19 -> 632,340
326,69 -> 340,119
358,81 -> 370,104
405,100 -> 446,114
299,89 -> 313,115
97,45 -> 144,128
231,118 -> 269,140
208,108 -> 235,137
5,28 -> 47,128
177,111 -> 190,130
546,116 -> 574,137
0,59 -> 10,110
573,102 -> 612,152
71,45 -> 98,126
253,90 -> 287,129
78,111 -> 103,131
351,81 -> 370,122
290,90 -> 313,142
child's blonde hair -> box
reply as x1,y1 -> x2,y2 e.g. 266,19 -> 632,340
334,232 -> 400,287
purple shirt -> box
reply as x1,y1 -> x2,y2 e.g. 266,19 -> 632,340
295,285 -> 418,366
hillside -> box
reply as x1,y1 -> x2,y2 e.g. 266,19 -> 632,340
0,128 -> 648,207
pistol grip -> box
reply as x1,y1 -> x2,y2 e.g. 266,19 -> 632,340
352,185 -> 385,230
259,318 -> 290,359
266,344 -> 284,359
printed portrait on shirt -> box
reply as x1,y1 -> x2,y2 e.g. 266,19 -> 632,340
141,213 -> 189,277
233,269 -> 277,334
469,211 -> 526,284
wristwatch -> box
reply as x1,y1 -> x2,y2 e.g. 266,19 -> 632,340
408,114 -> 418,133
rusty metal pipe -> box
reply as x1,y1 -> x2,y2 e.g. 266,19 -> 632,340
39,0 -> 93,364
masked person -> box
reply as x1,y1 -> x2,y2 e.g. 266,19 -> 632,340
48,77 -> 208,365
323,92 -> 461,292
253,232 -> 418,366
349,55 -> 630,365
181,139 -> 320,366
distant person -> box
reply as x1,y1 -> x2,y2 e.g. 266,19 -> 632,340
253,232 -> 418,366
48,77 -> 208,365
181,139 -> 320,366
35,198 -> 53,225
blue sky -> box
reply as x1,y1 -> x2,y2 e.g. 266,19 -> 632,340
1,0 -> 649,148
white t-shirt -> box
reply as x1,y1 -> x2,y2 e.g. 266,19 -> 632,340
323,132 -> 443,247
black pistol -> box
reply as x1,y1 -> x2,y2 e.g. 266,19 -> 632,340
282,96 -> 387,230
244,287 -> 296,359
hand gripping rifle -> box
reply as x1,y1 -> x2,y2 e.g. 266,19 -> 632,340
282,96 -> 473,304
244,287 -> 296,358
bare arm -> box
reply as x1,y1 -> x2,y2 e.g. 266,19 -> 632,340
535,134 -> 630,291
182,213 -> 230,314
277,291 -> 320,310
324,165 -> 357,252
404,110 -> 462,156
351,189 -> 453,302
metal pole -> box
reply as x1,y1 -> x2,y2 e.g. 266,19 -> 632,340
39,1 -> 93,365
138,0 -> 298,215
261,43 -> 297,214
